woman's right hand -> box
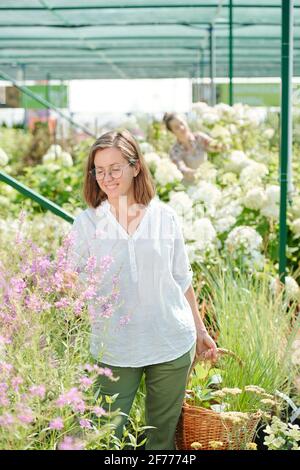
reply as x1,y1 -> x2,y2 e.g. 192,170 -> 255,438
184,168 -> 196,182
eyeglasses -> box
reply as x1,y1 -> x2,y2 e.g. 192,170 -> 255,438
89,162 -> 132,181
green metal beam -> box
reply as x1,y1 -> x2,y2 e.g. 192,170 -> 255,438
229,0 -> 233,106
209,24 -> 216,105
0,3 -> 299,10
279,0 -> 294,283
0,4 -> 226,11
0,170 -> 74,224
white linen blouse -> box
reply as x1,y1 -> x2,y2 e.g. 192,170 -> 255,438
68,195 -> 197,367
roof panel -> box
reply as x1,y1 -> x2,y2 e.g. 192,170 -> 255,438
0,1 -> 299,80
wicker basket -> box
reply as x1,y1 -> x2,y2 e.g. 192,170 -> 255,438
175,348 -> 262,450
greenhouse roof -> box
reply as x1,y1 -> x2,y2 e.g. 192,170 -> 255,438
0,1 -> 300,80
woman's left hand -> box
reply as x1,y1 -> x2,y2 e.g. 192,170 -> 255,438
196,330 -> 218,363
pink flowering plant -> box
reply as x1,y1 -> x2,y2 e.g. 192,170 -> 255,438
0,211 -> 148,450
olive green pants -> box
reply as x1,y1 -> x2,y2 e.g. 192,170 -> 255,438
94,342 -> 196,450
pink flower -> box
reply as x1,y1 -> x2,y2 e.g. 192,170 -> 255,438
74,299 -> 84,316
29,384 -> 46,399
93,366 -> 113,378
17,406 -> 35,425
0,412 -> 14,427
0,335 -> 11,345
78,376 -> 93,391
25,294 -> 43,313
79,418 -> 92,429
54,298 -> 70,309
0,392 -> 9,407
99,255 -> 114,273
82,286 -> 97,301
92,406 -> 106,417
56,387 -> 86,413
85,256 -> 97,274
100,302 -> 114,319
0,362 -> 13,376
10,277 -> 26,295
11,376 -> 23,392
49,417 -> 64,430
58,436 -> 84,451
83,364 -> 94,373
119,314 -> 131,326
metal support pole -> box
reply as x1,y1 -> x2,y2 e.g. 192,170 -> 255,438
200,47 -> 205,101
229,0 -> 233,106
46,72 -> 51,120
209,25 -> 216,106
279,0 -> 294,283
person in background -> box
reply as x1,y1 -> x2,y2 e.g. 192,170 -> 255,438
163,112 -> 226,184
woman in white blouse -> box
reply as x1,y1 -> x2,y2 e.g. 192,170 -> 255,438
68,129 -> 217,450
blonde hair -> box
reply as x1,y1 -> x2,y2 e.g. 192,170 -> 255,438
83,129 -> 156,208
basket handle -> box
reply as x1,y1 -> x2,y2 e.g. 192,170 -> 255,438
192,347 -> 244,370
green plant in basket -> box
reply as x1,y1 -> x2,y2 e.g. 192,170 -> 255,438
186,361 -> 223,410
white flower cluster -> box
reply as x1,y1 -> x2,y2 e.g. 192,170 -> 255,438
225,225 -> 264,270
143,151 -> 161,171
153,158 -> 183,185
42,144 -> 73,168
270,275 -> 300,301
0,148 -> 9,166
264,416 -> 300,450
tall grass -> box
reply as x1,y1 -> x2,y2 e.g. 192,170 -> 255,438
197,262 -> 300,413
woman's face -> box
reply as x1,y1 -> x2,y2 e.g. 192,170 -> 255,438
94,147 -> 140,201
169,117 -> 190,140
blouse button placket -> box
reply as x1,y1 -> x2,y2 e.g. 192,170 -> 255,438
128,238 -> 138,283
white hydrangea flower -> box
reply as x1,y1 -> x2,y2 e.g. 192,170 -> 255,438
201,111 -> 220,125
43,163 -> 61,172
168,191 -> 194,222
58,151 -> 73,167
243,187 -> 267,210
215,102 -> 235,117
225,226 -> 263,255
228,124 -> 238,135
210,125 -> 231,141
42,152 -> 56,164
144,151 -> 161,168
0,148 -> 9,166
224,150 -> 252,174
215,200 -> 243,219
154,159 -> 183,185
46,144 -> 63,156
250,251 -> 265,271
270,275 -> 300,301
42,144 -> 73,167
139,142 -> 154,154
260,185 -> 280,219
291,218 -> 300,238
187,182 -> 222,211
186,218 -> 217,252
285,276 -> 300,300
263,128 -> 275,139
193,161 -> 218,183
291,196 -> 300,218
192,101 -> 210,114
213,216 -> 236,234
219,171 -> 238,186
233,103 -> 262,127
239,161 -> 269,186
